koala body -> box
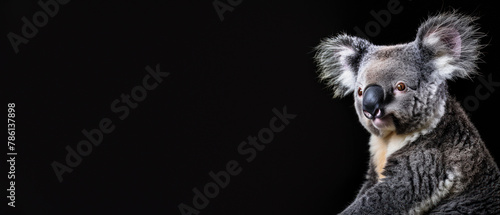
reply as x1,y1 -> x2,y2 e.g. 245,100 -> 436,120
315,13 -> 500,214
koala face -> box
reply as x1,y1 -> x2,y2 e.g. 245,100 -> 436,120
353,44 -> 447,136
315,13 -> 482,137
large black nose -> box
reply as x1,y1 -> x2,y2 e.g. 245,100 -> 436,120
363,85 -> 384,119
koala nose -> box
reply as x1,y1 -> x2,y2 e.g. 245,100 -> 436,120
363,85 -> 385,119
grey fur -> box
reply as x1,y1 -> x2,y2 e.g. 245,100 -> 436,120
315,12 -> 500,214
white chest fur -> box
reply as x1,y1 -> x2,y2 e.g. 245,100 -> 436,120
369,133 -> 408,180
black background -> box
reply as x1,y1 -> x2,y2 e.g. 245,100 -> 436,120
3,0 -> 500,214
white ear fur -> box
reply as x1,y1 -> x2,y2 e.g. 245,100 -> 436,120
416,12 -> 484,80
315,34 -> 372,97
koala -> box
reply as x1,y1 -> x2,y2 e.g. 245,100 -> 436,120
314,12 -> 500,214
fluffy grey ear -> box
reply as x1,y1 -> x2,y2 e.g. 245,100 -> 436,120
416,12 -> 484,80
314,34 -> 372,98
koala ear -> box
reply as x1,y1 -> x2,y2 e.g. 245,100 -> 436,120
314,34 -> 372,97
415,12 -> 484,80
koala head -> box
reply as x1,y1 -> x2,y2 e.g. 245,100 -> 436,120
315,13 -> 483,137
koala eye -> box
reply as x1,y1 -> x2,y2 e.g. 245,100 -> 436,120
396,82 -> 406,91
357,87 -> 363,96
